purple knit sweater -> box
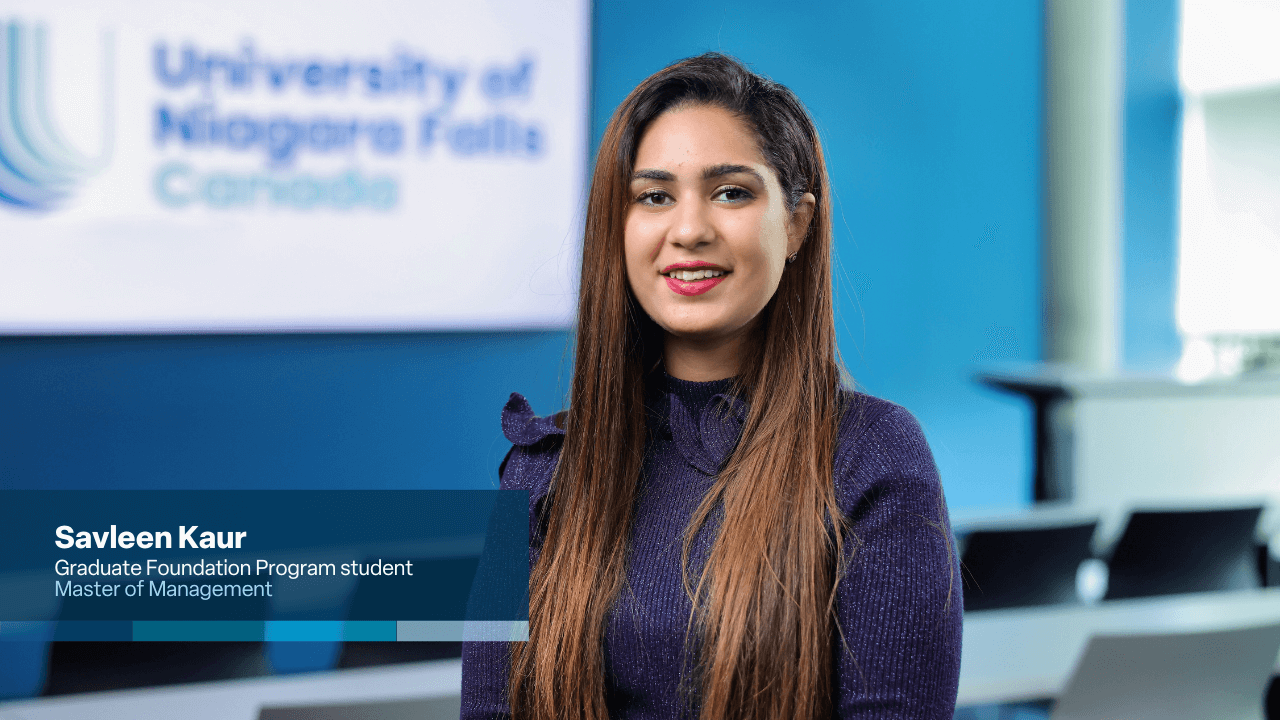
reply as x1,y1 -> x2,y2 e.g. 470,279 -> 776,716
461,374 -> 962,719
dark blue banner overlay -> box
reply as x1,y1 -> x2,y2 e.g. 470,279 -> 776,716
0,491 -> 528,641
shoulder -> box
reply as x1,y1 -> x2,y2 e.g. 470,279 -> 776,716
833,390 -> 934,473
498,392 -> 565,501
829,393 -> 962,711
832,391 -> 960,623
832,390 -> 946,528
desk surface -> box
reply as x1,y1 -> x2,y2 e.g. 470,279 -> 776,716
4,589 -> 1278,716
958,587 -> 1280,706
0,658 -> 461,720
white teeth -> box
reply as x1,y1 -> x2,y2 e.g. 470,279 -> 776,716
668,269 -> 724,281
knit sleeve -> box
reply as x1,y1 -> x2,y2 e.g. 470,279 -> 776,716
461,393 -> 564,720
831,399 -> 963,720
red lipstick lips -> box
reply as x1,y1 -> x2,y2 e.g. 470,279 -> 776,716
662,261 -> 728,297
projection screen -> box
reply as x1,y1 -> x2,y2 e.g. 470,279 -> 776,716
0,0 -> 588,332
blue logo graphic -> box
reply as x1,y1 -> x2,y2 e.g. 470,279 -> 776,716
0,21 -> 111,210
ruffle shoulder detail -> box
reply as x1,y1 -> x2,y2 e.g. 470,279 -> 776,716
501,392 -> 566,447
498,395 -> 564,565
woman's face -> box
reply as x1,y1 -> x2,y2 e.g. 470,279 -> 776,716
624,105 -> 813,355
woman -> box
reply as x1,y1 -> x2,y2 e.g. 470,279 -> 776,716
462,53 -> 961,719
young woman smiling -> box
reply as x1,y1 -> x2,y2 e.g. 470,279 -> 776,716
462,54 -> 961,720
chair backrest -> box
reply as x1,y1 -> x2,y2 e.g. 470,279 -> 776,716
1104,506 -> 1263,600
1052,622 -> 1280,720
961,521 -> 1097,611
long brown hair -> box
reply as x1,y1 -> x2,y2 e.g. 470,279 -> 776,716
510,53 -> 845,720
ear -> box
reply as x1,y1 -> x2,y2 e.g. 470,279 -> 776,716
786,192 -> 817,256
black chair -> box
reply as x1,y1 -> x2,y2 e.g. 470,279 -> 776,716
43,641 -> 270,695
960,521 -> 1097,611
1264,544 -> 1280,587
1267,674 -> 1279,720
44,590 -> 271,694
1103,506 -> 1263,601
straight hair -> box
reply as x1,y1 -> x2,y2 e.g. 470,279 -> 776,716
510,52 -> 846,720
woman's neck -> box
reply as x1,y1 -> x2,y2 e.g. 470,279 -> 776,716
662,324 -> 756,382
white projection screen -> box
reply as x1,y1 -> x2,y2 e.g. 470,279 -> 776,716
0,0 -> 588,332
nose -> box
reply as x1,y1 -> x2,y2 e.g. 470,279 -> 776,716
669,196 -> 715,250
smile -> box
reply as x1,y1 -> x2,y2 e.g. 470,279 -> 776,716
664,268 -> 725,281
660,262 -> 729,296
664,273 -> 727,296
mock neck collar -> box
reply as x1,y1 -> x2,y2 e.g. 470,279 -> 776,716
661,371 -> 736,401
653,371 -> 748,475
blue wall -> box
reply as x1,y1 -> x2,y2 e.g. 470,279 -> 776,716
0,332 -> 570,490
1123,0 -> 1181,371
3,2 -> 1181,512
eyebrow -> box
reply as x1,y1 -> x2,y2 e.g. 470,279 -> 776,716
632,168 -> 676,181
701,164 -> 764,184
631,164 -> 765,184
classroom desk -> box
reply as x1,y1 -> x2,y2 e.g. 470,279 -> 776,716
4,589 -> 1278,717
957,586 -> 1280,706
0,658 -> 462,720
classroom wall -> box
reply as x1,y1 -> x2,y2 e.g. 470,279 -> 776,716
1123,0 -> 1181,371
0,1 -> 1179,511
0,332 -> 570,490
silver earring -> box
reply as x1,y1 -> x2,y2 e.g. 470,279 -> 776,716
787,252 -> 798,264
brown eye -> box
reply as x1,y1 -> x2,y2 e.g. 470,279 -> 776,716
713,187 -> 753,203
638,191 -> 673,206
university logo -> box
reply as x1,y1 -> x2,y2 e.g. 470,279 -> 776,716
0,21 -> 111,210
